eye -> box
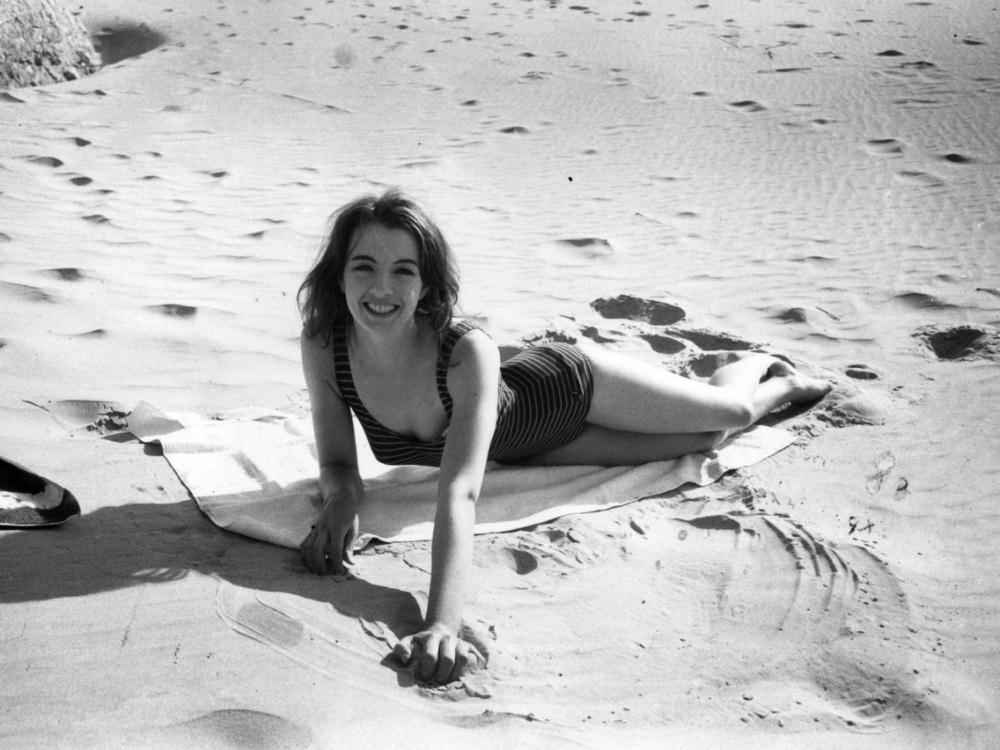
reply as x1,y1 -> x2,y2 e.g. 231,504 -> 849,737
395,267 -> 416,276
350,262 -> 374,273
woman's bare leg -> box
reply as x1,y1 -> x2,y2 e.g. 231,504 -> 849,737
523,349 -> 830,467
519,425 -> 722,467
583,347 -> 831,435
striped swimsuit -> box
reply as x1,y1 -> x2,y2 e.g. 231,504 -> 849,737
332,320 -> 594,466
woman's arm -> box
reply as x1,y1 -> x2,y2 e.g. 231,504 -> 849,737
394,329 -> 500,683
299,331 -> 364,576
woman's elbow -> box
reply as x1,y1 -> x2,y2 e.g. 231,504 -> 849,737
458,485 -> 481,505
444,478 -> 482,508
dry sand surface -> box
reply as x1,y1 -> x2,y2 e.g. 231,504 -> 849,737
2,0 -> 999,747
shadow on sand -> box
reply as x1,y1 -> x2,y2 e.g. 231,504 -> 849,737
91,21 -> 167,66
0,495 -> 425,641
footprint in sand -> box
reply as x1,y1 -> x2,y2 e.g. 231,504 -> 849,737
813,386 -> 887,427
775,307 -> 810,323
683,351 -> 761,378
895,170 -> 944,187
20,155 -> 64,168
895,291 -> 956,310
939,152 -> 974,164
578,326 -> 618,345
667,328 -> 755,351
866,451 -> 896,495
540,238 -> 614,266
519,71 -> 550,82
893,97 -> 942,107
865,138 -> 905,156
505,548 -> 539,575
45,268 -> 85,281
591,294 -> 685,326
915,325 -> 1000,361
728,100 -> 767,113
148,303 -> 198,318
899,60 -> 938,71
845,364 -> 879,380
0,281 -> 55,304
639,333 -> 686,355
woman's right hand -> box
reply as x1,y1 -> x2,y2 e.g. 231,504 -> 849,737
299,499 -> 359,576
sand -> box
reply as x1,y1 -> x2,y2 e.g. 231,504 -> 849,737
2,0 -> 999,747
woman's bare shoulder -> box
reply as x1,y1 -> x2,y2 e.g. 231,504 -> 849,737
300,328 -> 341,395
447,327 -> 501,403
301,328 -> 334,357
450,325 -> 498,365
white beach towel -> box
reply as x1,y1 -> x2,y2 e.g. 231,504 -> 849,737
127,403 -> 796,549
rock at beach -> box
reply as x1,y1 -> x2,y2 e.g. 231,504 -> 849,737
0,0 -> 99,89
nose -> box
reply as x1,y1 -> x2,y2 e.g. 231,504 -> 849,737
371,268 -> 393,296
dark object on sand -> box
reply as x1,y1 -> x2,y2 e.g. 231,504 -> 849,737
0,0 -> 99,89
0,456 -> 80,527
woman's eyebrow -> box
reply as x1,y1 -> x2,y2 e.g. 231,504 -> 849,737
348,255 -> 417,266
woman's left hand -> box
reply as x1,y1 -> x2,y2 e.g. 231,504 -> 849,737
393,623 -> 484,684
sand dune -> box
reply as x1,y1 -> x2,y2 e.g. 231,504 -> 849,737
2,0 -> 999,747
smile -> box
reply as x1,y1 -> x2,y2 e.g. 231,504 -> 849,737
363,301 -> 399,315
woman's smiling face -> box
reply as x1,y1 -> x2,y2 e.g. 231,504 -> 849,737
341,223 -> 426,330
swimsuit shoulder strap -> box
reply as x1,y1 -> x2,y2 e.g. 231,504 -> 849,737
331,321 -> 363,411
436,319 -> 481,417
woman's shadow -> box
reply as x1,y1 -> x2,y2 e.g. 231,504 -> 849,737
0,491 -> 425,682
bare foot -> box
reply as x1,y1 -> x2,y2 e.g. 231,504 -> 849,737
766,359 -> 833,403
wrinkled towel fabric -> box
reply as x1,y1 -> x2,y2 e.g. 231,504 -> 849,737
127,402 -> 796,549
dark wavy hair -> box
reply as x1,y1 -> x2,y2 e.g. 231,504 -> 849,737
298,190 -> 459,345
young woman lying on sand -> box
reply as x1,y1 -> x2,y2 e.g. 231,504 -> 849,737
297,189 -> 831,685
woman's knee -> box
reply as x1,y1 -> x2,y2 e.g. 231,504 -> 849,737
704,430 -> 728,450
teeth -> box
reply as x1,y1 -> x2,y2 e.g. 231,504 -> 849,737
365,302 -> 396,314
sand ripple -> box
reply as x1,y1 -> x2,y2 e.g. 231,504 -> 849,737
215,504 -> 918,731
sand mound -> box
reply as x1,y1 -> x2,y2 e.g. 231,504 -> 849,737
3,0 -> 1000,746
0,0 -> 99,88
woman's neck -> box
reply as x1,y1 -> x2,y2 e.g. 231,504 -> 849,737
349,316 -> 432,370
